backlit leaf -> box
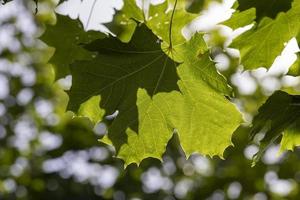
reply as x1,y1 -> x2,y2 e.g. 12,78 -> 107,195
68,24 -> 242,165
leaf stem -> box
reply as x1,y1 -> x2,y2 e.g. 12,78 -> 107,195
34,0 -> 38,14
168,0 -> 178,50
142,0 -> 147,23
85,0 -> 97,30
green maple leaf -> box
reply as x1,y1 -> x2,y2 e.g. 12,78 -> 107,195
68,24 -> 180,165
231,0 -> 300,70
40,14 -> 104,79
68,24 -> 242,166
250,91 -> 300,165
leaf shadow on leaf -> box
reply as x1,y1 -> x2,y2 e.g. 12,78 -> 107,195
40,14 -> 105,80
67,24 -> 180,153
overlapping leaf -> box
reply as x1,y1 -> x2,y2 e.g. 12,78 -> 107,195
108,0 -> 197,45
41,14 -> 104,79
222,8 -> 255,29
68,23 -> 242,165
250,91 -> 300,164
231,0 -> 300,70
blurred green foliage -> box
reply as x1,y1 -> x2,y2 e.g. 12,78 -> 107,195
1,0 -> 300,200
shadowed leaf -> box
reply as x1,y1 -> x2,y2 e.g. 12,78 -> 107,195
40,14 -> 104,79
250,91 -> 300,165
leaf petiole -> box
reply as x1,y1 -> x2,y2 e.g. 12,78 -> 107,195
168,0 -> 178,51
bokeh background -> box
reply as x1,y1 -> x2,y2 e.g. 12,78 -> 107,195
1,0 -> 300,199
